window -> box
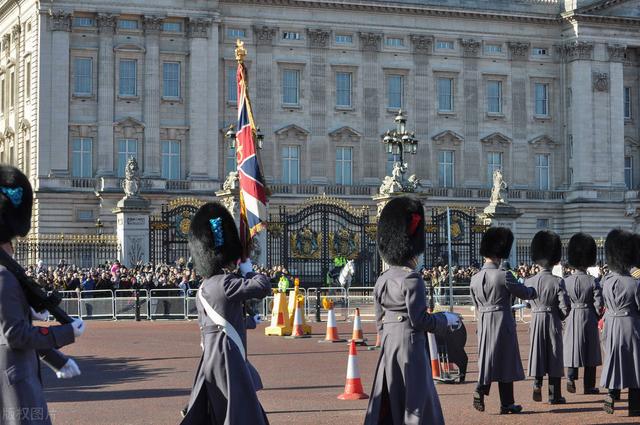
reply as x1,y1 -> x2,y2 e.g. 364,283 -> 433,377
226,28 -> 246,38
335,34 -> 353,44
625,156 -> 633,189
162,62 -> 180,98
387,74 -> 403,109
161,140 -> 180,180
281,146 -> 300,184
569,134 -> 573,159
119,59 -> 137,96
487,80 -> 502,114
25,60 -> 30,99
437,78 -> 453,112
74,58 -> 92,96
535,154 -> 550,190
336,72 -> 352,108
282,69 -> 299,105
487,152 -> 502,186
485,44 -> 502,54
73,17 -> 95,27
625,87 -> 632,119
438,151 -> 455,188
436,40 -> 454,50
282,31 -> 300,40
1,76 -> 4,113
72,138 -> 93,178
225,146 -> 236,174
77,210 -> 94,222
162,22 -> 182,32
536,218 -> 549,229
532,47 -> 548,56
118,19 -> 139,30
117,139 -> 138,177
567,87 -> 572,108
9,71 -> 14,108
227,66 -> 237,103
535,83 -> 549,116
385,37 -> 404,47
336,147 -> 352,185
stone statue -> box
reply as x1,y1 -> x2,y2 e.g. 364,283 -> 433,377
222,171 -> 239,191
490,169 -> 508,205
378,162 -> 422,195
405,174 -> 421,193
121,157 -> 141,198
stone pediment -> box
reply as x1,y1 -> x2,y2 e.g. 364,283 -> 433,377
114,117 -> 145,128
480,132 -> 511,146
528,135 -> 557,149
275,124 -> 309,141
432,130 -> 464,146
3,127 -> 14,139
576,0 -> 640,17
329,126 -> 361,143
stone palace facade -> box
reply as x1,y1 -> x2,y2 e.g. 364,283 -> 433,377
1,0 -> 640,238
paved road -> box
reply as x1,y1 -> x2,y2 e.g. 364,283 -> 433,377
41,319 -> 640,425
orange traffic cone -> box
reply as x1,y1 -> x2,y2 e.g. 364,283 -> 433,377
427,332 -> 441,379
349,308 -> 367,346
367,332 -> 381,351
286,297 -> 310,339
338,340 -> 369,400
319,307 -> 346,343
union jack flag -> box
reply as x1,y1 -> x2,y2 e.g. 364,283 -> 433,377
235,60 -> 268,258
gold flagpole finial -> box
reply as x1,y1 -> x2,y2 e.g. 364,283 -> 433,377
235,39 -> 247,64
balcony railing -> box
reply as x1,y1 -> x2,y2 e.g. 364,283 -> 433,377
166,180 -> 190,191
71,178 -> 95,189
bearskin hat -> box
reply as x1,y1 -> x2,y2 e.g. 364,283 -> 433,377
605,229 -> 636,274
377,196 -> 425,266
0,165 -> 33,243
567,232 -> 597,270
633,234 -> 640,268
188,202 -> 242,278
530,230 -> 562,268
479,227 -> 514,259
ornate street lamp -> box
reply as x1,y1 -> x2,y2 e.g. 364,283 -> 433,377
224,124 -> 264,151
381,110 -> 418,181
94,218 -> 104,236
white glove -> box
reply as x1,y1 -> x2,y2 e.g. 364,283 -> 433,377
443,312 -> 461,329
512,303 -> 527,311
56,358 -> 81,379
253,314 -> 263,324
30,307 -> 49,322
239,259 -> 253,277
71,318 -> 85,338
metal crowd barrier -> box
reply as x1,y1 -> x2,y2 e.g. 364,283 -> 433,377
114,289 -> 149,319
56,291 -> 81,318
306,287 -> 348,321
346,287 -> 375,321
79,290 -> 115,319
149,289 -> 187,320
186,289 -> 198,319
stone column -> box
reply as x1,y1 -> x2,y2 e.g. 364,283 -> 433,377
48,11 -> 71,175
359,32 -> 382,185
607,45 -> 626,189
410,35 -> 433,185
187,18 -> 212,179
307,29 -> 330,184
507,42 -> 530,187
460,39 -> 481,186
113,196 -> 151,267
143,16 -> 162,177
97,14 -> 116,176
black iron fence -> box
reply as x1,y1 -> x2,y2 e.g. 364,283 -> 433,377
515,238 -> 606,265
14,234 -> 120,268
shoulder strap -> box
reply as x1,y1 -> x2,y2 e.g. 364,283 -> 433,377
198,289 -> 246,360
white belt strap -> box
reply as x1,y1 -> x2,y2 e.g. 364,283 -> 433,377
198,289 -> 246,360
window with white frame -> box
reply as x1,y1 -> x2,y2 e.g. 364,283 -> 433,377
336,72 -> 352,108
437,78 -> 453,112
74,57 -> 92,96
117,139 -> 138,177
625,156 -> 634,189
534,83 -> 549,116
73,17 -> 95,27
567,87 -> 572,108
162,62 -> 180,98
77,209 -> 94,222
161,140 -> 180,180
226,28 -> 246,38
227,66 -> 237,103
625,87 -> 632,119
487,152 -> 502,186
72,138 -> 92,178
536,218 -> 550,229
532,47 -> 548,56
282,31 -> 301,40
535,154 -> 550,190
281,146 -> 300,184
162,22 -> 182,32
119,59 -> 137,96
438,150 -> 455,188
387,74 -> 403,109
225,145 -> 237,174
336,147 -> 352,185
385,37 -> 404,47
9,71 -> 14,108
1,76 -> 5,113
282,69 -> 300,105
436,40 -> 454,50
118,19 -> 139,30
487,80 -> 502,114
25,60 -> 31,99
485,44 -> 502,54
335,34 -> 353,44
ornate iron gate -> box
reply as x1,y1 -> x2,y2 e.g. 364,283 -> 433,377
149,198 -> 205,266
424,207 -> 487,268
267,196 -> 378,287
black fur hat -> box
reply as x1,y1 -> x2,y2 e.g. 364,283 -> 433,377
567,232 -> 597,270
188,202 -> 242,278
633,234 -> 640,268
605,229 -> 636,274
479,227 -> 514,259
0,165 -> 33,243
377,196 -> 425,266
531,230 -> 562,268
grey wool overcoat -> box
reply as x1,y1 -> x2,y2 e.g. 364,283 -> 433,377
525,269 -> 570,377
600,272 -> 640,390
562,271 -> 603,368
0,265 -> 76,425
470,262 -> 536,385
364,266 -> 449,425
180,272 -> 271,425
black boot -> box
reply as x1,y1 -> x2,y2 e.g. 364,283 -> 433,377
533,376 -> 543,402
500,404 -> 523,414
474,384 -> 489,412
583,366 -> 599,394
567,367 -> 577,393
629,388 -> 640,417
604,390 -> 615,414
499,382 -> 522,414
549,377 -> 566,404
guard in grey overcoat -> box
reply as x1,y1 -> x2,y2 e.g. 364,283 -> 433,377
180,202 -> 271,425
364,196 -> 458,425
0,165 -> 82,425
600,229 -> 640,416
470,227 -> 536,415
563,233 -> 603,395
525,230 -> 570,404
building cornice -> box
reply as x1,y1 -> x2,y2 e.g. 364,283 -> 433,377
561,10 -> 640,26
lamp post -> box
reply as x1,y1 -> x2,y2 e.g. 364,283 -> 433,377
94,218 -> 104,236
224,124 -> 264,151
381,110 -> 419,182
